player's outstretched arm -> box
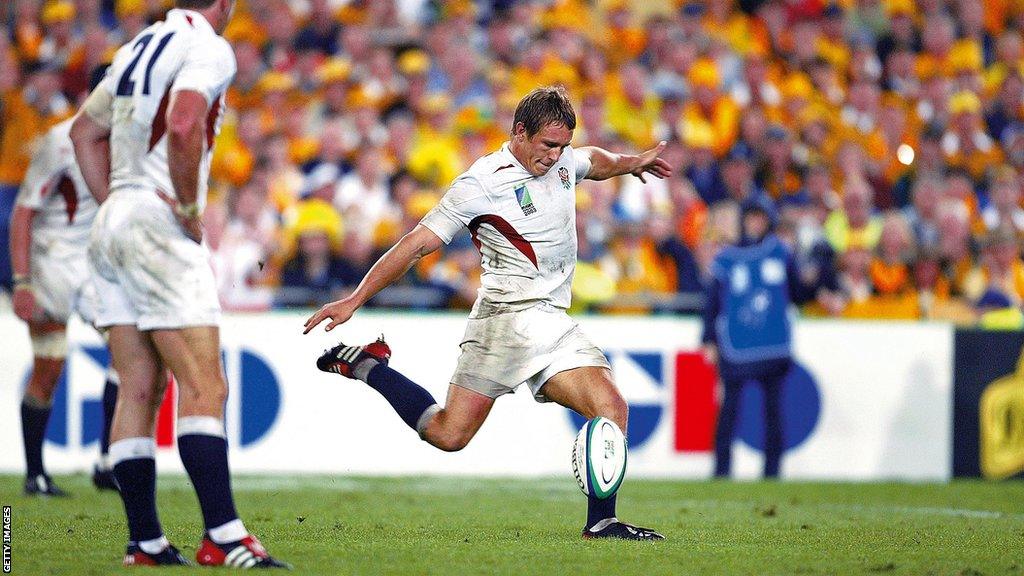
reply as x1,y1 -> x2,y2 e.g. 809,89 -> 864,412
576,141 -> 672,183
303,224 -> 445,333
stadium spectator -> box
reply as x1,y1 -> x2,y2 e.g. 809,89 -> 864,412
965,225 -> 1024,307
1,60 -> 72,290
981,167 -> 1024,235
871,212 -> 917,297
825,178 -> 883,253
902,175 -> 945,250
274,200 -> 356,309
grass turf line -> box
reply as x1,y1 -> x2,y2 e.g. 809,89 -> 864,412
1,475 -> 1022,575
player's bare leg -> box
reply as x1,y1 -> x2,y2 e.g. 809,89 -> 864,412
149,326 -> 288,569
21,322 -> 70,496
540,366 -> 664,541
106,325 -> 189,565
420,385 -> 494,452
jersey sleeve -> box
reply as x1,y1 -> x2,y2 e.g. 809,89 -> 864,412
15,131 -> 61,210
171,37 -> 236,104
419,176 -> 491,244
81,72 -> 115,127
572,146 -> 592,181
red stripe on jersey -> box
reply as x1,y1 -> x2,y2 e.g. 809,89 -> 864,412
148,90 -> 172,152
468,214 -> 538,269
493,164 -> 514,173
205,95 -> 222,149
57,174 -> 78,224
185,14 -> 194,26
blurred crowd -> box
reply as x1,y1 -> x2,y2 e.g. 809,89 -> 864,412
3,0 -> 1024,324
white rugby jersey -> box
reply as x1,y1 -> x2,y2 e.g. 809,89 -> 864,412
421,142 -> 591,316
98,9 -> 235,207
15,119 -> 98,256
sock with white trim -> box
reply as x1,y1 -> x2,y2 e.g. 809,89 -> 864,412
21,395 -> 52,477
177,416 -> 245,542
99,375 -> 119,462
111,437 -> 164,543
364,364 -> 440,433
586,493 -> 617,530
138,535 -> 170,555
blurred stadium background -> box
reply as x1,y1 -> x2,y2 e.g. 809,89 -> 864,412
2,0 -> 1024,485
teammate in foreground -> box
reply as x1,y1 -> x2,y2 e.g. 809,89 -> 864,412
306,86 -> 669,540
71,0 -> 287,567
10,115 -> 119,496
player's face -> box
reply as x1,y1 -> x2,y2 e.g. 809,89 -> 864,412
516,122 -> 573,176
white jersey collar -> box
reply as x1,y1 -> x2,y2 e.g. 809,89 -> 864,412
499,142 -> 530,173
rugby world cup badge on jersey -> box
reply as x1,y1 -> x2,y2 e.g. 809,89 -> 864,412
515,184 -> 537,216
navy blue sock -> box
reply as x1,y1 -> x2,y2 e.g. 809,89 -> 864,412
178,434 -> 240,530
586,493 -> 617,529
365,364 -> 439,431
21,400 -> 51,477
114,458 -> 163,542
100,380 -> 118,457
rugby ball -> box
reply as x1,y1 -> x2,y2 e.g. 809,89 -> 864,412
572,417 -> 627,500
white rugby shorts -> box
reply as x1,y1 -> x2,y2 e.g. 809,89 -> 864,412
451,304 -> 610,402
30,243 -> 90,324
88,190 -> 220,330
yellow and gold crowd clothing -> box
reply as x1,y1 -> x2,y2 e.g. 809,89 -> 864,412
870,258 -> 913,296
963,259 -> 1024,305
0,89 -> 72,185
682,97 -> 741,158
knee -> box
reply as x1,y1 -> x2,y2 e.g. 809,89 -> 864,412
180,377 -> 228,411
430,428 -> 473,453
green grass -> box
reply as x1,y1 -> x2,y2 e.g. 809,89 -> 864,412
2,475 -> 1023,575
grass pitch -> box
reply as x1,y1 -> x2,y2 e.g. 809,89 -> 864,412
1,474 -> 1021,575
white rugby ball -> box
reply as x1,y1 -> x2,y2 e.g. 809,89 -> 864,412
572,416 -> 627,500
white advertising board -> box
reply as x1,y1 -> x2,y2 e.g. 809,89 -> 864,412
0,313 -> 953,480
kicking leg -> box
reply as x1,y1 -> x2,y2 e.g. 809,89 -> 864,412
318,337 -> 494,449
150,326 -> 287,569
106,325 -> 186,565
317,336 -> 494,450
419,384 -> 493,452
540,366 -> 662,541
22,323 -> 69,496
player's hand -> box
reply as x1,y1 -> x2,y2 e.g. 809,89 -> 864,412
156,189 -> 203,244
702,343 -> 718,366
304,297 -> 359,334
631,141 -> 673,184
13,286 -> 37,322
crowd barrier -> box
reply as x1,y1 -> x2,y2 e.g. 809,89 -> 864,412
1,312 -> 1018,480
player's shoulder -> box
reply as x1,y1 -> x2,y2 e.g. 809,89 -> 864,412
464,144 -> 528,185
